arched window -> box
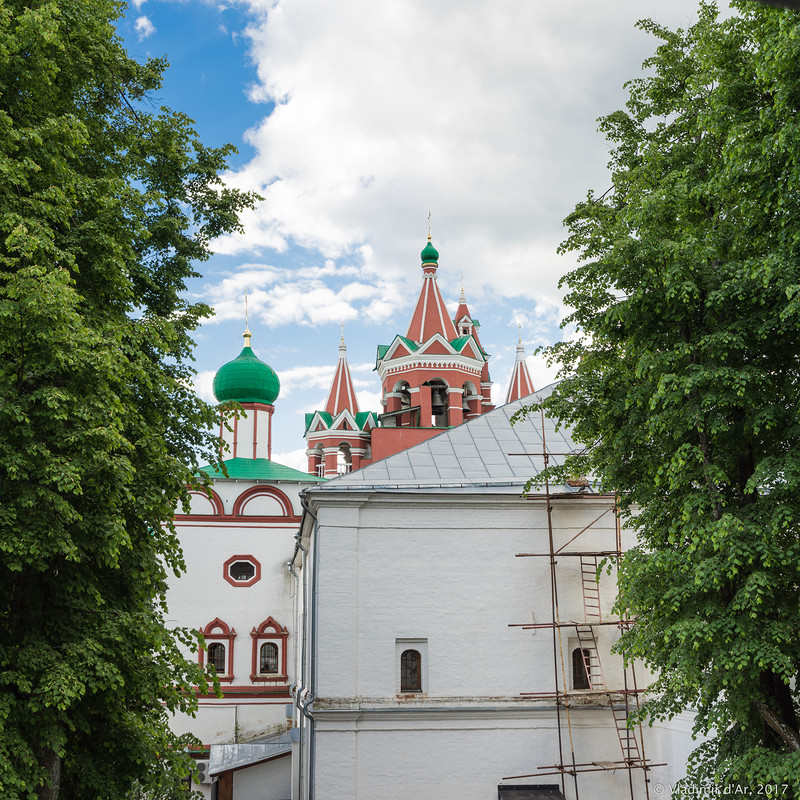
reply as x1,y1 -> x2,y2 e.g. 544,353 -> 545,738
400,649 -> 422,692
572,647 -> 591,690
260,642 -> 279,674
208,642 -> 226,674
250,617 -> 289,682
337,442 -> 352,474
314,445 -> 325,477
198,618 -> 236,682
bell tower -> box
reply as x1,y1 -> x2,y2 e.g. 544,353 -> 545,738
304,331 -> 378,478
370,236 -> 493,462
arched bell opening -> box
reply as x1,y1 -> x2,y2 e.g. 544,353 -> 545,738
337,442 -> 352,475
426,379 -> 450,428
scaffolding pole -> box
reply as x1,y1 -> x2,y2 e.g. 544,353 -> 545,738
506,410 -> 656,800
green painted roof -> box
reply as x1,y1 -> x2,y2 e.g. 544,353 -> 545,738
305,410 -> 376,434
354,411 -> 375,430
213,345 -> 280,404
198,457 -> 324,482
376,336 -> 421,369
304,411 -> 333,434
421,238 -> 439,264
397,335 -> 420,351
450,336 -> 489,361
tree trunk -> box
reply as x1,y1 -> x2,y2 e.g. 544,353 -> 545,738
36,748 -> 61,800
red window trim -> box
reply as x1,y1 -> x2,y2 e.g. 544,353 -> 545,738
199,618 -> 236,683
223,554 -> 262,587
250,616 -> 289,682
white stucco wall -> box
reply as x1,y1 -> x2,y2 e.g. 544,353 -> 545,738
301,490 -> 660,800
233,755 -> 292,800
167,477 -> 310,745
313,494 -> 629,703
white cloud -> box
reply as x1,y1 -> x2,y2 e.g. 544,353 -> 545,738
355,389 -> 382,413
271,447 -> 309,472
213,0 -> 720,313
135,15 -> 156,40
194,370 -> 217,404
201,261 -> 402,327
277,364 -> 334,396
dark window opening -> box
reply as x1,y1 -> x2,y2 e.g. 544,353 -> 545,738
208,642 -> 226,674
260,642 -> 279,674
229,560 -> 256,581
572,647 -> 591,690
400,649 -> 421,692
498,786 -> 566,799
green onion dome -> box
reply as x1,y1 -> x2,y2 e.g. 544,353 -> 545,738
213,332 -> 280,405
421,237 -> 439,264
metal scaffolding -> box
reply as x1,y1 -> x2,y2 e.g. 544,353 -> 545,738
504,406 -> 663,800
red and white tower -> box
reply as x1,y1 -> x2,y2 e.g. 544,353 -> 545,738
304,333 -> 377,478
370,236 -> 493,462
505,332 -> 535,403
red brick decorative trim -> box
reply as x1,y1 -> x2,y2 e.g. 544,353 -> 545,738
223,554 -> 261,587
199,618 -> 236,683
195,685 -> 291,699
177,488 -> 224,516
232,485 -> 294,517
250,617 -> 289,682
174,516 -> 302,525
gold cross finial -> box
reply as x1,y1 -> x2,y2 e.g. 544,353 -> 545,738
427,210 -> 432,241
243,290 -> 252,345
341,320 -> 345,343
518,322 -> 522,344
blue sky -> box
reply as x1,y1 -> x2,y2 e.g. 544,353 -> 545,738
117,0 -> 727,470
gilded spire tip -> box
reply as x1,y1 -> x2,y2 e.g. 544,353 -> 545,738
243,289 -> 252,346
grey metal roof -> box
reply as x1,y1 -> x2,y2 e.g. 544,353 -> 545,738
314,386 -> 590,494
208,731 -> 294,775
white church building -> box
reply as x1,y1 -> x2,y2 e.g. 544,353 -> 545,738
290,388 -> 697,800
166,239 -> 699,799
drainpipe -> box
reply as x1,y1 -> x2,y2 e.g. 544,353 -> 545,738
299,493 -> 320,800
290,524 -> 308,798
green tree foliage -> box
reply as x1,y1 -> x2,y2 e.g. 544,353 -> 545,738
0,1 -> 257,797
538,1 -> 800,790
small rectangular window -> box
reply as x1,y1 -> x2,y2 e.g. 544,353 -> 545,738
572,647 -> 591,690
396,638 -> 427,695
400,649 -> 421,691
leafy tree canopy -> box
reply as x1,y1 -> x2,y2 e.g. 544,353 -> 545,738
0,0 -> 257,797
536,0 -> 800,791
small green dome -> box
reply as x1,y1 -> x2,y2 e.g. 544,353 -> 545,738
213,342 -> 280,405
421,238 -> 439,264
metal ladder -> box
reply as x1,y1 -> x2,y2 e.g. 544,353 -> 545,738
578,555 -> 642,765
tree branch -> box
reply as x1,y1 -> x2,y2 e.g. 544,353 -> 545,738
753,701 -> 800,753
